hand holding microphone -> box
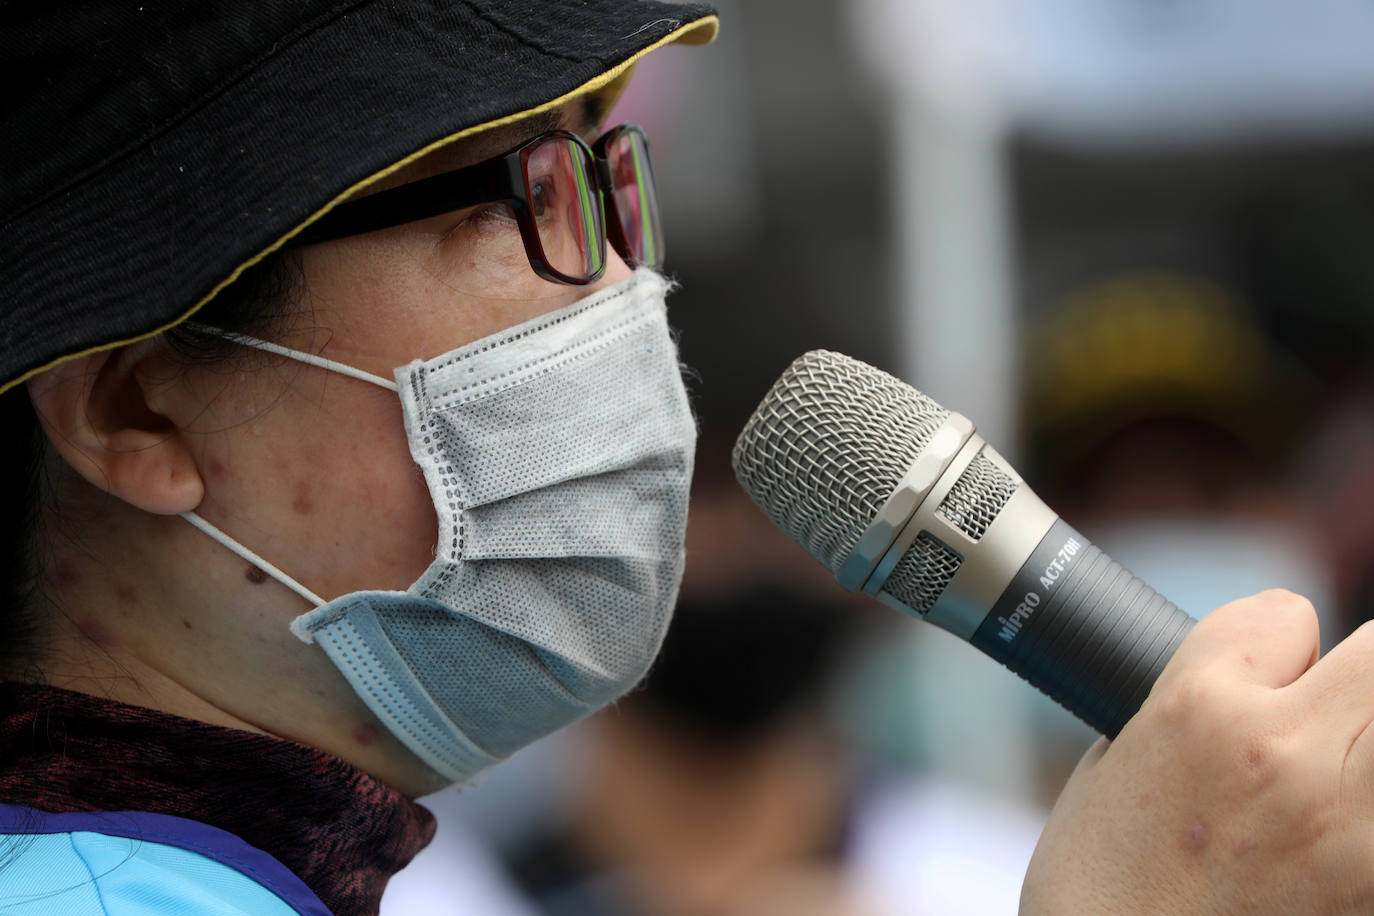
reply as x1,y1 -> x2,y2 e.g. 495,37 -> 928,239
736,350 -> 1374,913
732,349 -> 1195,736
1024,589 -> 1374,914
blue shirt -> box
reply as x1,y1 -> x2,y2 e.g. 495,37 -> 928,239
0,804 -> 332,915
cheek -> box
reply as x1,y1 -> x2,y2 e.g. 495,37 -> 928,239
192,372 -> 439,594
288,404 -> 439,591
329,445 -> 432,538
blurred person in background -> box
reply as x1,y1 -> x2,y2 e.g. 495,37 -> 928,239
1019,270 -> 1339,797
503,580 -> 865,916
1022,270 -> 1332,629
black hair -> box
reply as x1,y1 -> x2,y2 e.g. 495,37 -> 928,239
0,390 -> 49,681
0,251 -> 305,679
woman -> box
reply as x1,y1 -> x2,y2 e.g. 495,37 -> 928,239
11,5 -> 1374,916
1,3 -> 715,913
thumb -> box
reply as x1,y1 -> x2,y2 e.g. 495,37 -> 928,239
1155,589 -> 1319,691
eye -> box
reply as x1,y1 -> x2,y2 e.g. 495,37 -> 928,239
439,202 -> 518,246
471,202 -> 517,224
529,177 -> 557,220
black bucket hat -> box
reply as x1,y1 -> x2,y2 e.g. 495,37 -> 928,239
1,1 -> 716,395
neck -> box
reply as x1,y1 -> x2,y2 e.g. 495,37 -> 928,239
24,473 -> 448,798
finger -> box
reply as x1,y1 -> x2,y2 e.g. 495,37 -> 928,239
1288,619 -> 1374,744
1158,589 -> 1320,690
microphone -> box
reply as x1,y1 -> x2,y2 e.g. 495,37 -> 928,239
732,350 -> 1196,737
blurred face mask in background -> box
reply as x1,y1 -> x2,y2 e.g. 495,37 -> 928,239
1089,516 -> 1337,638
184,269 -> 696,783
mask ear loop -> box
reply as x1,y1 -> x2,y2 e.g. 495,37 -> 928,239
180,322 -> 400,392
177,322 -> 403,614
180,511 -> 328,609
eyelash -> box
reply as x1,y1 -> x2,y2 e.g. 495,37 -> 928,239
438,203 -> 517,251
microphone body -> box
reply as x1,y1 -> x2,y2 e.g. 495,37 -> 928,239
733,351 -> 1196,737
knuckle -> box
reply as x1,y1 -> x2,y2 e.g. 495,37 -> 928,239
1254,588 -> 1317,623
1235,727 -> 1299,784
1212,588 -> 1319,644
1147,670 -> 1217,726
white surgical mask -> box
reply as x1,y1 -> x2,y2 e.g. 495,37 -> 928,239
183,269 -> 695,782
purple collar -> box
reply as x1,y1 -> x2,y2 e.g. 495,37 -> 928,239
0,682 -> 435,916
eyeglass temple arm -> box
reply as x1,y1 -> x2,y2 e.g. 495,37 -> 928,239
287,156 -> 518,247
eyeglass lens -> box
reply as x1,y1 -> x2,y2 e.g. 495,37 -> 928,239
605,129 -> 663,271
522,127 -> 663,282
525,137 -> 606,281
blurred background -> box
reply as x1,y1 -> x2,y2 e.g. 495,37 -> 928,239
385,2 -> 1374,913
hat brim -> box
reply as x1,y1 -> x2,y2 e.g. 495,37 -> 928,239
2,4 -> 716,394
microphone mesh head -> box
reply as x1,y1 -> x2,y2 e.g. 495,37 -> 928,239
937,451 -> 1017,542
732,350 -> 949,574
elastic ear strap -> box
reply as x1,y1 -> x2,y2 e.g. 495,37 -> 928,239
181,322 -> 399,392
180,511 -> 327,608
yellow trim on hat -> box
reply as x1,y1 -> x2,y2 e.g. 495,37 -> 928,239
2,15 -> 718,396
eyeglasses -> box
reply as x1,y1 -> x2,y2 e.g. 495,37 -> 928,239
289,123 -> 664,285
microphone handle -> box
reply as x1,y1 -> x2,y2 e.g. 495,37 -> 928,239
967,518 -> 1196,737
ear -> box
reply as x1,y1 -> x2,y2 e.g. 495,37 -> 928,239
27,344 -> 205,515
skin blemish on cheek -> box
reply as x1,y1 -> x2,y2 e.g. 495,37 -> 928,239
245,565 -> 269,585
292,481 -> 314,516
76,618 -> 116,648
352,723 -> 380,747
182,619 -> 193,630
115,584 -> 138,605
1185,824 -> 1207,848
207,457 -> 228,479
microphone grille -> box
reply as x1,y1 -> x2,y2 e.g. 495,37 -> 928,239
732,350 -> 950,574
936,451 -> 1017,542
